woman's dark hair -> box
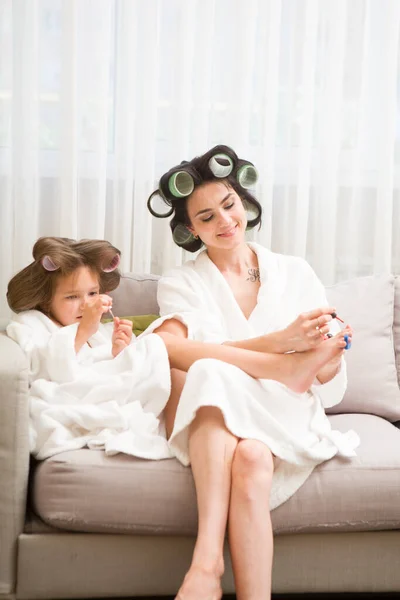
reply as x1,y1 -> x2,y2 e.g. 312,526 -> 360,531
149,144 -> 262,252
7,237 -> 121,314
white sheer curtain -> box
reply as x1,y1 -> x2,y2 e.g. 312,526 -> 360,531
1,0 -> 400,318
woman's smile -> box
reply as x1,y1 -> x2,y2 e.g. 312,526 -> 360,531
217,224 -> 238,238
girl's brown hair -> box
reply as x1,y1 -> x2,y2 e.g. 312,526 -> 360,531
7,237 -> 121,314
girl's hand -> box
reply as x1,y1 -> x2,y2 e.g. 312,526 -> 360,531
281,307 -> 337,352
112,317 -> 133,357
80,294 -> 113,338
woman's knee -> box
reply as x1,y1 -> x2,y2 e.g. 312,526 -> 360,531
232,439 -> 274,496
192,405 -> 226,427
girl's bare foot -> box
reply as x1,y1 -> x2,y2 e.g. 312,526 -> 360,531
281,332 -> 348,394
175,564 -> 223,600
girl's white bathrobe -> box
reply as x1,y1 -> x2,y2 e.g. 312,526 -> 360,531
7,312 -> 173,461
146,243 -> 360,509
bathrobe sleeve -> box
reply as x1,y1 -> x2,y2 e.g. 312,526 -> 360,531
153,266 -> 229,343
7,311 -> 86,384
295,258 -> 348,409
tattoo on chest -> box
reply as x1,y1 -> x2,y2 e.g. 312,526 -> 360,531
247,268 -> 260,283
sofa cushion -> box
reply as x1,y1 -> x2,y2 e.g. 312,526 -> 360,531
326,274 -> 400,422
32,414 -> 400,535
272,413 -> 400,534
110,273 -> 159,317
103,314 -> 159,337
32,450 -> 198,535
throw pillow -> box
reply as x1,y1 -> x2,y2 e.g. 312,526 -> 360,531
326,274 -> 400,422
103,314 -> 159,337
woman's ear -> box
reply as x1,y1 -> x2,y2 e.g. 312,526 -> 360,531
187,224 -> 198,239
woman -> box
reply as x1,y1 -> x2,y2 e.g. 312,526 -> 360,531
147,145 -> 359,600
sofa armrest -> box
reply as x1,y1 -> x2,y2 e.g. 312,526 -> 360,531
0,333 -> 30,597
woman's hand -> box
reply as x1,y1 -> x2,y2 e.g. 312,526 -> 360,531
281,307 -> 337,352
112,317 -> 133,357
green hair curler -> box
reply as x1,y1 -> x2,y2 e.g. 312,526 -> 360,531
168,171 -> 195,198
147,190 -> 174,218
236,164 -> 258,188
236,164 -> 258,189
208,153 -> 234,178
172,223 -> 196,246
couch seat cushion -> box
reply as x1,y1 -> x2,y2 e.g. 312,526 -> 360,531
272,414 -> 400,533
32,414 -> 400,535
33,450 -> 198,535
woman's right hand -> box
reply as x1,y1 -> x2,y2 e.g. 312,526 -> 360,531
79,294 -> 113,338
281,307 -> 337,352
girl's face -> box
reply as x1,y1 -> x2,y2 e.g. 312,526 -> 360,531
49,266 -> 100,326
186,181 -> 247,251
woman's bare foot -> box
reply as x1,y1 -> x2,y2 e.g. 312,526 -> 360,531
175,564 -> 223,600
281,331 -> 348,393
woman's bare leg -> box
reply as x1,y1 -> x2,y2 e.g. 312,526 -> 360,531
158,331 -> 347,394
228,440 -> 274,600
164,366 -> 233,598
165,368 -> 187,439
176,406 -> 239,600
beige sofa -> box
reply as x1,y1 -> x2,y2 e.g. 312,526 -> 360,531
1,272 -> 400,600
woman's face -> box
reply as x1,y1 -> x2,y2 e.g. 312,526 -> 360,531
186,181 -> 247,251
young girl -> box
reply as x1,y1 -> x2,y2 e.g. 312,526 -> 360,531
7,236 -> 351,463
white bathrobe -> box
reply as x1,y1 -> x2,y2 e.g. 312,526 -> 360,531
146,243 -> 360,509
6,311 -> 172,461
